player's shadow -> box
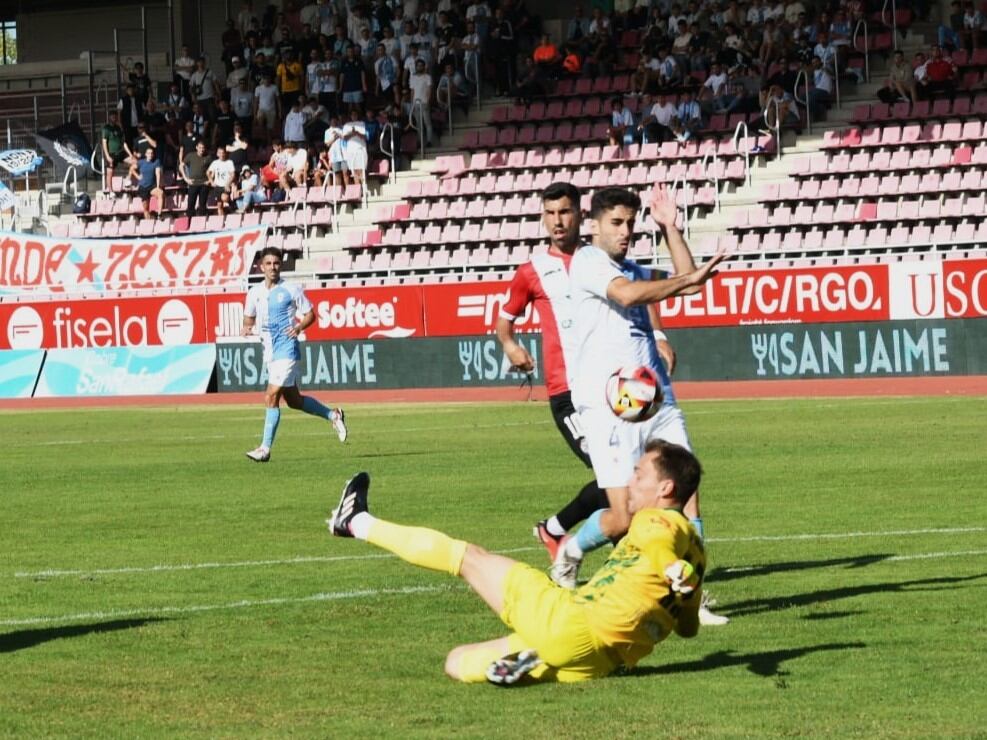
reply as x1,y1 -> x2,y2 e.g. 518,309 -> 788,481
0,618 -> 166,654
628,642 -> 866,678
718,573 -> 987,618
705,554 -> 893,584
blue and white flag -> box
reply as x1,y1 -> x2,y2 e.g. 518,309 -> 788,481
0,180 -> 16,211
0,148 -> 44,177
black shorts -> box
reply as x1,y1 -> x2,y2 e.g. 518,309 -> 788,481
137,185 -> 155,201
549,391 -> 592,468
108,150 -> 128,166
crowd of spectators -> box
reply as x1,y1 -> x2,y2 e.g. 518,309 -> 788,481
99,0 -> 546,218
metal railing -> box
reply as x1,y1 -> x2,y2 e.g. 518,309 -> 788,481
793,68 -> 812,135
436,80 -> 454,136
881,0 -> 899,50
699,145 -> 720,213
379,122 -> 396,184
732,120 -> 752,186
853,19 -> 871,82
832,46 -> 841,109
464,52 -> 481,108
762,97 -> 783,160
669,175 -> 691,240
409,100 -> 427,159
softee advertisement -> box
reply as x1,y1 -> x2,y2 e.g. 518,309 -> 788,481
2,257 -> 986,352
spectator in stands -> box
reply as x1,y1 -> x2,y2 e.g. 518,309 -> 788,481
227,56 -> 250,95
638,92 -> 676,143
756,83 -> 799,132
320,49 -> 341,118
340,44 -> 368,107
174,45 -> 197,99
101,112 -> 131,192
277,51 -> 305,112
511,56 -> 545,104
190,56 -> 219,122
313,143 -> 333,186
720,23 -> 753,67
532,33 -> 562,78
230,77 -> 255,138
134,146 -> 164,219
376,45 -> 402,106
207,145 -> 237,216
608,97 -> 636,145
568,5 -> 591,43
284,96 -> 308,146
562,43 -> 582,77
237,0 -> 256,37
921,45 -> 958,97
630,58 -> 651,95
122,61 -> 153,106
163,82 -> 191,121
358,26 -> 378,64
699,61 -> 728,110
227,122 -> 250,170
190,101 -> 211,144
253,74 -> 281,144
178,119 -> 198,168
489,7 -> 516,96
183,140 -> 213,216
130,121 -> 158,165
407,57 -> 434,144
343,108 -> 368,186
671,19 -> 693,69
437,61 -> 471,115
462,21 -> 481,79
960,1 -> 984,49
940,1 -> 964,51
117,83 -> 144,149
251,51 -> 276,87
349,5 -> 373,45
363,108 -> 381,156
758,18 -> 781,67
221,19 -> 244,74
585,28 -> 617,79
672,89 -> 702,141
324,118 -> 350,185
143,99 -> 167,145
806,56 -> 833,118
654,46 -> 681,90
877,49 -> 917,103
303,96 -> 331,143
214,99 -> 237,147
280,141 -> 310,190
812,30 -> 837,73
588,7 -> 610,37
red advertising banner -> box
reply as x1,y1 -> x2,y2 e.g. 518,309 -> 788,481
0,227 -> 263,296
421,281 -> 539,336
1,257 -> 979,350
944,258 -> 987,319
659,264 -> 891,328
0,295 -> 208,350
204,285 -> 426,342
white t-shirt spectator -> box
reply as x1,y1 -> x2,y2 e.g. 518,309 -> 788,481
284,109 -> 307,141
231,87 -> 255,118
650,101 -> 677,126
343,120 -> 368,170
704,71 -> 728,96
307,61 -> 327,94
409,70 -> 432,104
255,82 -> 279,112
611,107 -> 634,128
208,158 -> 236,188
287,147 -> 308,172
325,126 -> 347,162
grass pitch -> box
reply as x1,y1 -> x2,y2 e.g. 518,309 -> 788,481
2,396 -> 986,738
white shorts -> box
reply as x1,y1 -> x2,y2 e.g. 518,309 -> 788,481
267,358 -> 300,388
581,403 -> 692,489
345,148 -> 368,172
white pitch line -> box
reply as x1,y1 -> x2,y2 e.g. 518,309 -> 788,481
886,549 -> 987,562
11,528 -> 986,580
5,419 -> 554,449
0,585 -> 451,628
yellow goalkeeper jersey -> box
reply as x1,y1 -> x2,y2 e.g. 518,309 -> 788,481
574,507 -> 706,667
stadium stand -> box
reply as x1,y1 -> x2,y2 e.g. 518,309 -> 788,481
7,0 -> 983,292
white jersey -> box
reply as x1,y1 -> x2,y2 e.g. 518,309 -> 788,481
244,279 -> 312,363
569,244 -> 675,412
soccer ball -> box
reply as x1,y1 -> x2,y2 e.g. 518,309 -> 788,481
605,365 -> 663,422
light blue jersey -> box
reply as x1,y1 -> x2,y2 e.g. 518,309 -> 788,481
244,280 -> 313,362
620,260 -> 676,406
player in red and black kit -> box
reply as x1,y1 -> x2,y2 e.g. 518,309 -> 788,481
495,182 -> 676,558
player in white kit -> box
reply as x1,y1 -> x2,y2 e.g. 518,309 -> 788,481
553,185 -> 728,624
242,247 -> 348,462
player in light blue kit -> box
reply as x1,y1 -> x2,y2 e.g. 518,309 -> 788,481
242,247 -> 347,462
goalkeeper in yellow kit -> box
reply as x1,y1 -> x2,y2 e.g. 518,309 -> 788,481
328,439 -> 707,685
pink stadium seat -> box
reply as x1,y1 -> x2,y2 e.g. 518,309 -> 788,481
480,222 -> 500,242
440,223 -> 461,244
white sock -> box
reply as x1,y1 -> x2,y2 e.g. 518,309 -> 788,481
349,512 -> 375,540
546,517 -> 566,537
563,536 -> 584,560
